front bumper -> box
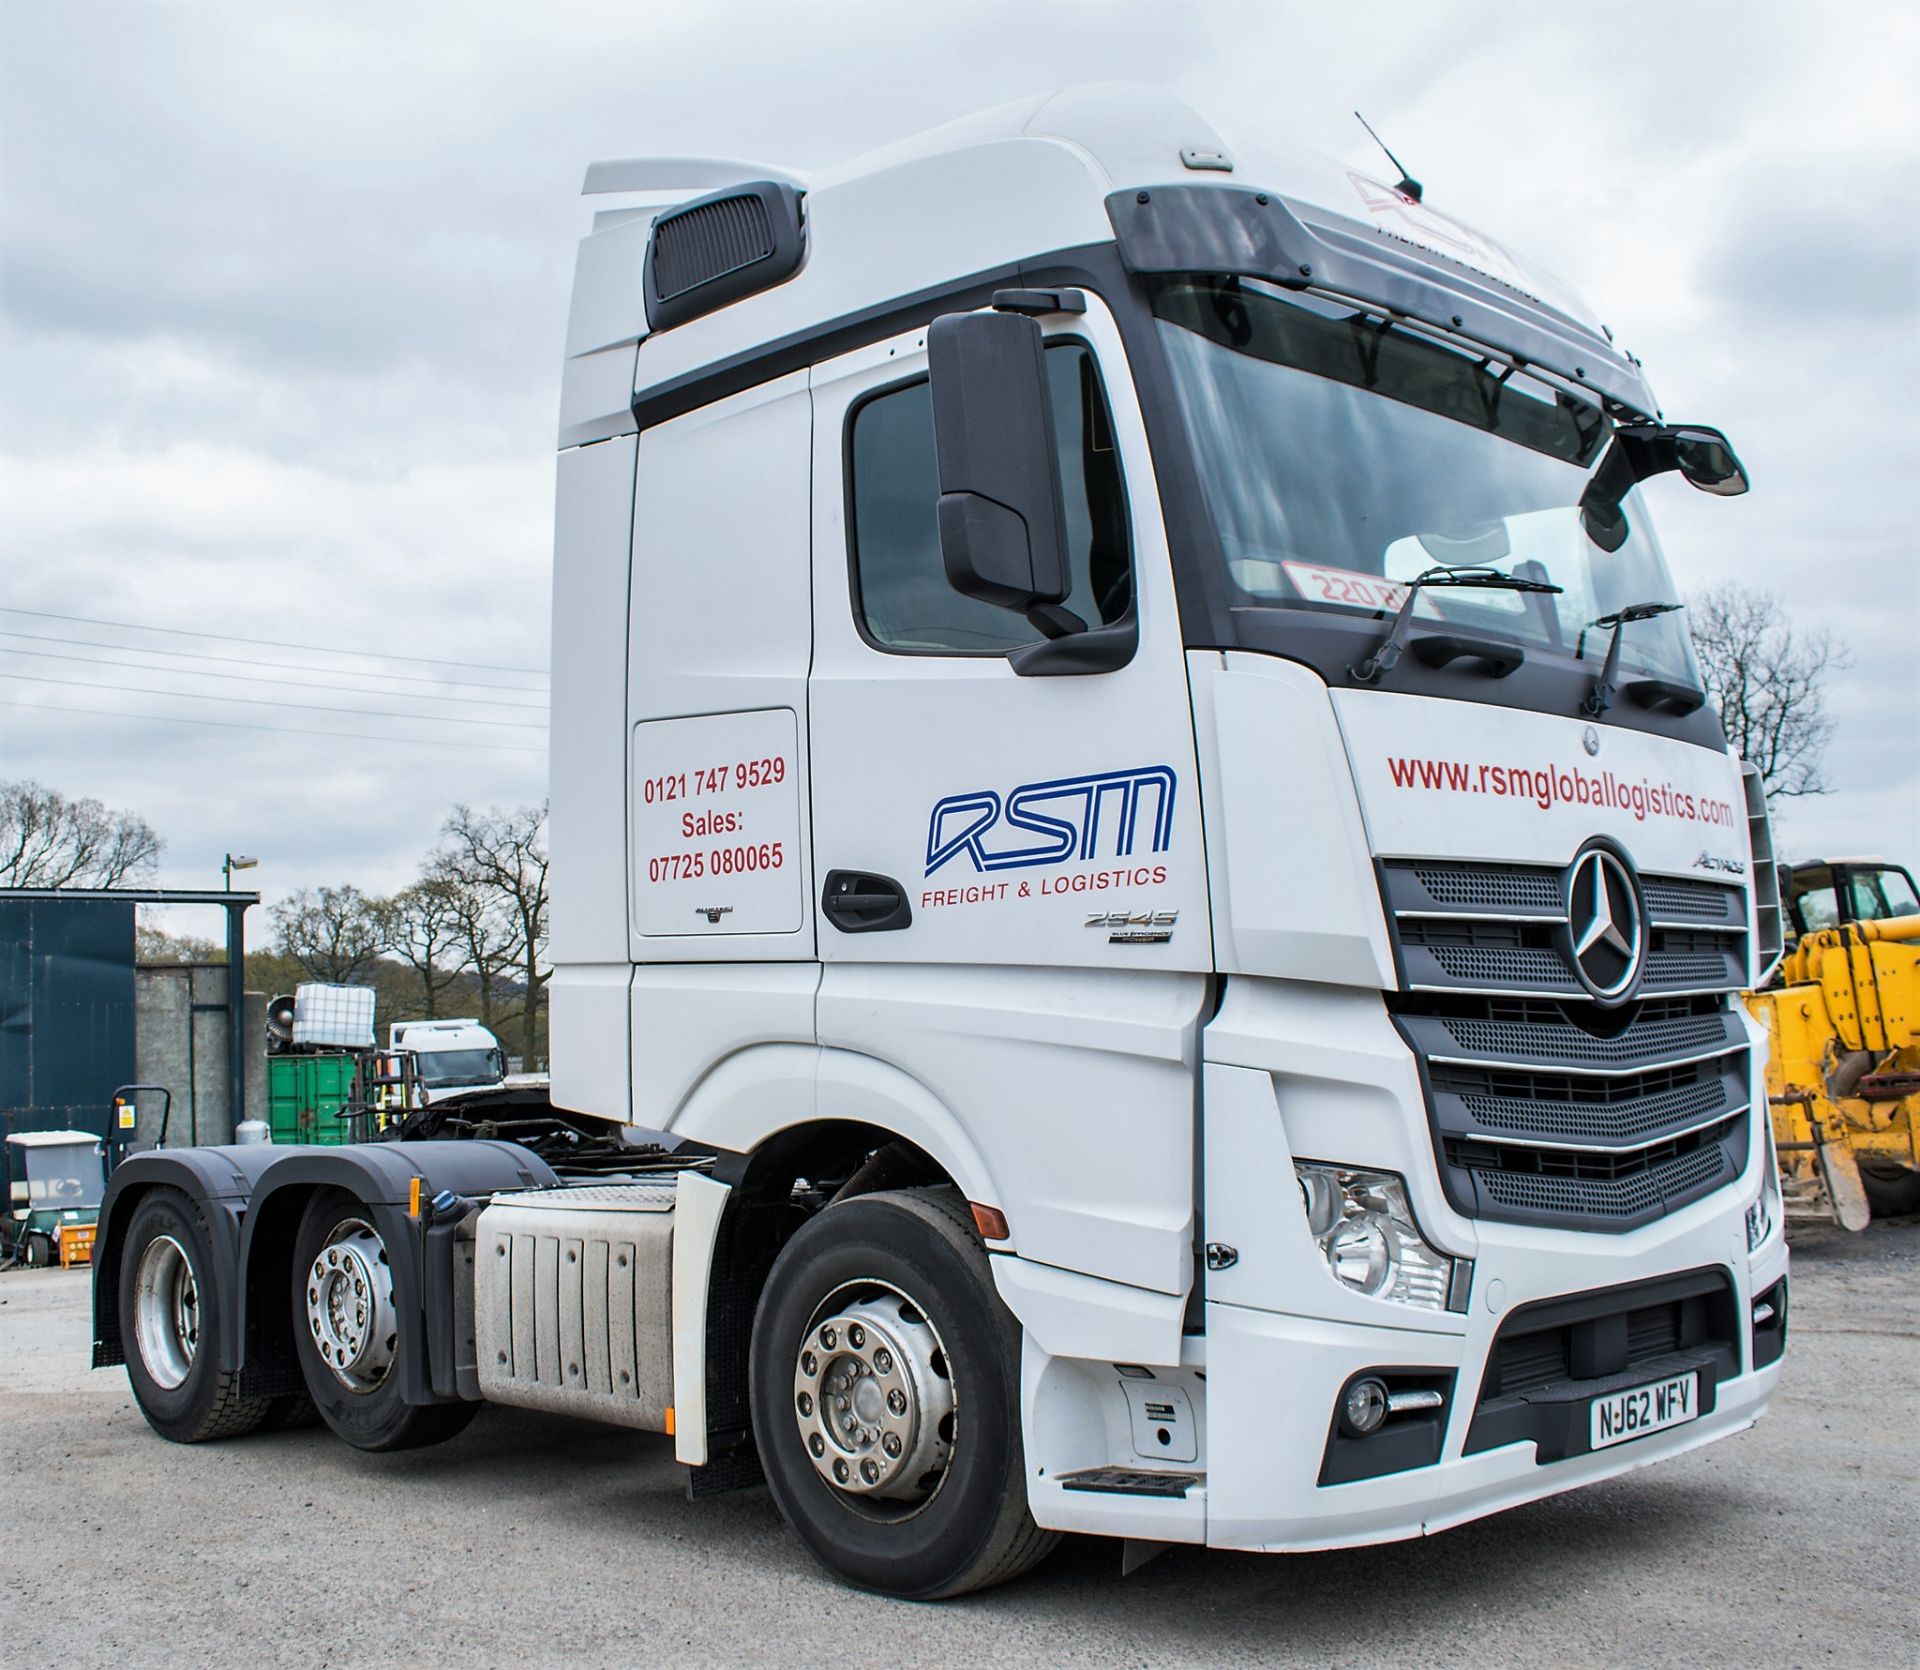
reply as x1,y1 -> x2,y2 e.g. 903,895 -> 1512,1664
1014,1218 -> 1786,1550
1203,1277 -> 1781,1552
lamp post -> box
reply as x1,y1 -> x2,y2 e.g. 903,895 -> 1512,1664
221,854 -> 260,1141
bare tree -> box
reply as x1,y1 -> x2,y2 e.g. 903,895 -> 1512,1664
439,802 -> 550,1063
0,780 -> 162,887
272,885 -> 384,984
376,879 -> 468,1018
425,848 -> 517,1035
1688,582 -> 1850,803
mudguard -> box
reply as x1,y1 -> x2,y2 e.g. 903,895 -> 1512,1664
93,1144 -> 289,1372
93,1142 -> 557,1408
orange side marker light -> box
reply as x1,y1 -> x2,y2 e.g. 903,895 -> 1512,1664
970,1202 -> 1010,1241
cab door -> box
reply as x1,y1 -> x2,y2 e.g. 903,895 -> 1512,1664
806,295 -> 1211,1297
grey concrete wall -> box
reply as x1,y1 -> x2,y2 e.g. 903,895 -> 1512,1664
132,965 -> 265,1146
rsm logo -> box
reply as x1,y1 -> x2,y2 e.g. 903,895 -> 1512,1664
926,766 -> 1177,876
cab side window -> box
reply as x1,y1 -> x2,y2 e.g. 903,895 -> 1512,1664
1796,884 -> 1839,933
848,342 -> 1132,654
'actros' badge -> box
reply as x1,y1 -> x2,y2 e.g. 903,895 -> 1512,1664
1694,850 -> 1746,876
1564,846 -> 1644,1005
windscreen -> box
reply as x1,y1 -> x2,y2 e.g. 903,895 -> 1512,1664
415,1048 -> 503,1088
1152,276 -> 1702,686
23,1146 -> 105,1210
1852,868 -> 1920,921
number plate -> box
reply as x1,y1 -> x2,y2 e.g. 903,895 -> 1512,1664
1589,1371 -> 1698,1450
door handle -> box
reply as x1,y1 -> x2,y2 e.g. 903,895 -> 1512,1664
821,870 -> 913,933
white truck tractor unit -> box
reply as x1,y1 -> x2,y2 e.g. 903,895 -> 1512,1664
94,86 -> 1789,1599
388,1018 -> 508,1103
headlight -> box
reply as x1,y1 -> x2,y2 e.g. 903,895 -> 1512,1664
1294,1162 -> 1457,1311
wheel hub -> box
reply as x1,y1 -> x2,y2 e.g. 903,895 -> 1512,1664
133,1234 -> 199,1390
792,1286 -> 954,1502
305,1219 -> 397,1390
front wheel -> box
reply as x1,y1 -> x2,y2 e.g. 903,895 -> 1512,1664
291,1189 -> 476,1452
748,1187 -> 1057,1599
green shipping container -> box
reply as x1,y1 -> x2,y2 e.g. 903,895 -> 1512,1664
265,1054 -> 359,1145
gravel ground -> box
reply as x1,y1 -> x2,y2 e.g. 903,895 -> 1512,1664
2,1221 -> 1915,1668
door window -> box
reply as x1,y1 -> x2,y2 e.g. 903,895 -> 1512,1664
847,342 -> 1132,654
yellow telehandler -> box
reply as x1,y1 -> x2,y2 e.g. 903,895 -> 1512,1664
1747,857 -> 1920,1228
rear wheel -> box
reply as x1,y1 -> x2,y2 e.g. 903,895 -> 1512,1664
119,1186 -> 273,1442
748,1187 -> 1057,1599
291,1189 -> 475,1452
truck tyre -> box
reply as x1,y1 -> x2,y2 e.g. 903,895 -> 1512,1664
291,1188 -> 476,1453
119,1186 -> 274,1443
748,1187 -> 1058,1599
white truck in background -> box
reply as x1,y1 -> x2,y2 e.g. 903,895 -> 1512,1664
388,1019 -> 508,1103
93,85 -> 1787,1600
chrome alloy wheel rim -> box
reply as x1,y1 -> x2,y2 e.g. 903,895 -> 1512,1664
792,1281 -> 955,1507
133,1233 -> 199,1390
305,1217 -> 397,1391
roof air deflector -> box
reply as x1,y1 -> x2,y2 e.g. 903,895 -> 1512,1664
583,156 -> 806,196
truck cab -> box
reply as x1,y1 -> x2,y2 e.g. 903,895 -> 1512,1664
549,78 -> 1786,1541
96,85 -> 1787,1601
387,1019 -> 508,1104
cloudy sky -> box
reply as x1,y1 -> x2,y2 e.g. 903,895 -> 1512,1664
2,1 -> 1915,938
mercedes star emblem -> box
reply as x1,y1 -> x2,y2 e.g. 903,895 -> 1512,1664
1565,846 -> 1644,1003
1582,725 -> 1601,757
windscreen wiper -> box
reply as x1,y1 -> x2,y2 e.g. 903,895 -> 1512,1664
1577,601 -> 1682,717
1349,565 -> 1563,684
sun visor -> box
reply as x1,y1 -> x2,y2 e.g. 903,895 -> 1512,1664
1107,185 -> 1657,418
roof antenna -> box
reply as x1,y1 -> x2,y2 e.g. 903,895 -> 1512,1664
1353,111 -> 1423,203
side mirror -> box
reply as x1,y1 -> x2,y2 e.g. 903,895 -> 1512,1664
1580,422 -> 1749,551
1672,427 -> 1748,496
927,310 -> 1072,618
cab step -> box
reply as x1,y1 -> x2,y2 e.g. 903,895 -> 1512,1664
1058,1466 -> 1205,1498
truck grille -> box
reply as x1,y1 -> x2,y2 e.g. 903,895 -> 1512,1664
1444,1116 -> 1743,1223
1382,859 -> 1752,1233
1396,918 -> 1746,997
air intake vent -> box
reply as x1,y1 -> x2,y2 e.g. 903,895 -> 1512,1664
643,180 -> 806,332
1741,761 -> 1783,976
653,194 -> 773,299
